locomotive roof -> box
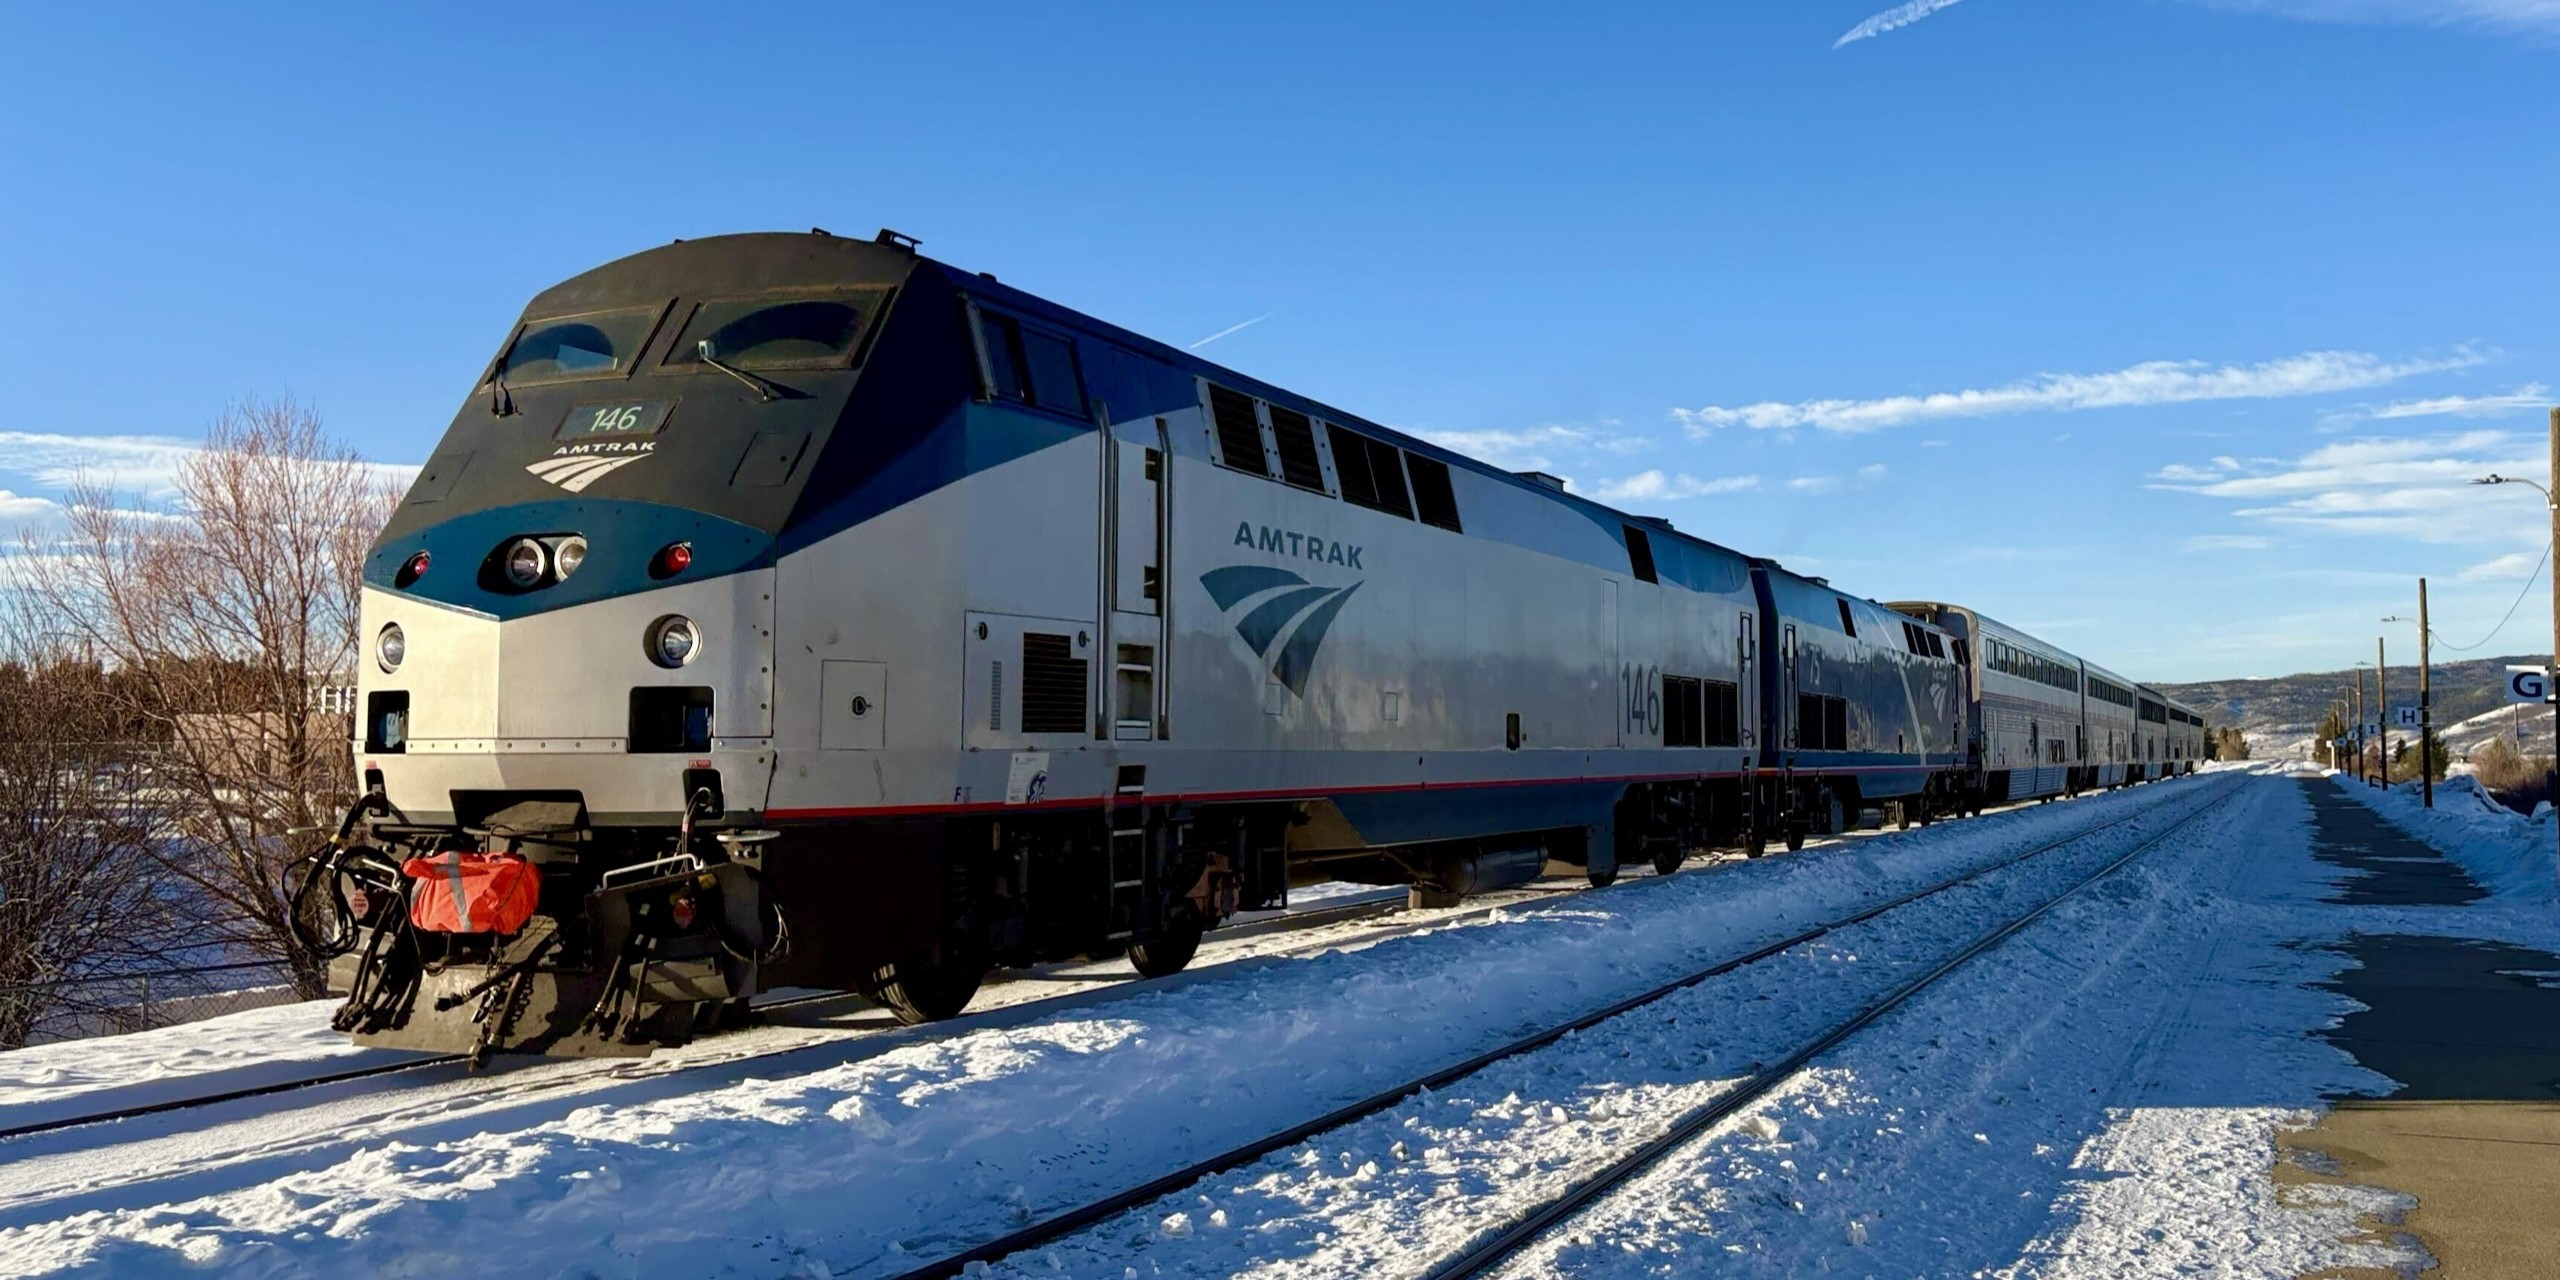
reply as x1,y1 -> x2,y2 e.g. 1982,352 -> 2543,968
539,230 -> 1779,580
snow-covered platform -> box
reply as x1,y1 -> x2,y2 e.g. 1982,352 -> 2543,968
2275,777 -> 2560,1280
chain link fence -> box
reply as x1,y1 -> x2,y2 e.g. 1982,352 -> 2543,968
1,960 -> 307,1047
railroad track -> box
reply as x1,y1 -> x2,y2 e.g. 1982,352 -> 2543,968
0,778 -> 2205,1153
886,775 -> 2244,1280
0,892 -> 1414,1147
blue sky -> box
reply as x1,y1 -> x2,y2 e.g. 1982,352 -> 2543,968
2,1 -> 2554,682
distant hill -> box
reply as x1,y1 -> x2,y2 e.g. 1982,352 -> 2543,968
2154,654 -> 2553,761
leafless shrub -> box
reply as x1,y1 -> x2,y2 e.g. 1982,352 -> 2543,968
0,615 -> 202,1047
9,398 -> 398,998
2470,735 -> 2554,812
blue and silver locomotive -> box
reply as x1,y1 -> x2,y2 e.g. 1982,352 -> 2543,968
308,230 -> 2182,1058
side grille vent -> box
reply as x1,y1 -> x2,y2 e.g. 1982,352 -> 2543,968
1019,632 -> 1088,735
1268,406 -> 1325,491
1209,385 -> 1269,477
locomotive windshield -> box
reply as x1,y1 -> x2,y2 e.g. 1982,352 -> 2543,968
494,306 -> 665,385
665,294 -> 878,370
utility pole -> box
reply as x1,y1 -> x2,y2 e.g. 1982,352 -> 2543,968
2352,668 -> 2365,783
2379,636 -> 2389,790
2476,415 -> 2560,868
2419,578 -> 2432,808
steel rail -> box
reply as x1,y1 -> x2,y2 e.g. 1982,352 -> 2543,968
0,891 -> 1414,1146
883,777 -> 2239,1280
1426,778 -> 2247,1279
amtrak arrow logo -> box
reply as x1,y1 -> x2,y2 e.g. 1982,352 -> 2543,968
1200,565 -> 1363,698
526,453 -> 647,493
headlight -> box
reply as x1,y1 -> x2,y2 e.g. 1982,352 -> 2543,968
648,615 -> 701,668
377,623 -> 406,673
503,537 -> 548,587
553,535 -> 588,580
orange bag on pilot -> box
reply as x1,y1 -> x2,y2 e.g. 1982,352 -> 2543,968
402,851 -> 542,935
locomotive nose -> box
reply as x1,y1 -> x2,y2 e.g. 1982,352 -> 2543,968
356,563 -> 776,823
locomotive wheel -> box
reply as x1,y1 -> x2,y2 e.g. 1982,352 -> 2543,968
1127,918 -> 1206,979
1651,843 -> 1685,876
1894,802 -> 1910,831
1784,826 -> 1806,852
863,949 -> 985,1025
1744,828 -> 1767,858
1587,861 -> 1619,888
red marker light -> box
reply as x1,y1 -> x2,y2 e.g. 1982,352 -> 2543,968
651,542 -> 694,579
669,893 -> 698,929
395,551 -> 430,588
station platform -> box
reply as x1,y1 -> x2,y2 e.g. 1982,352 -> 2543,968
2278,781 -> 2560,1279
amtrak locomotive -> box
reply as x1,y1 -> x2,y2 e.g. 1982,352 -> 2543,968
300,230 -> 2205,1059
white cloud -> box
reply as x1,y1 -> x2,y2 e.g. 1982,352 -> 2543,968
2459,549 -> 2546,581
0,430 -> 204,496
2365,384 -> 2550,420
1782,464 -> 1893,495
1415,422 -> 1650,472
2193,0 -> 2560,35
0,489 -> 64,538
1835,0 -> 1970,45
1584,470 -> 1760,503
2155,429 -> 2550,545
1919,439 -> 1949,448
0,430 -> 421,519
1673,347 -> 2488,436
2183,534 -> 2274,551
2147,429 -> 2524,499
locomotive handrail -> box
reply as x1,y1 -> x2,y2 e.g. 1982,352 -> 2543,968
597,852 -> 704,889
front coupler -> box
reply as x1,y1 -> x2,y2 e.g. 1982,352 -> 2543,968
301,800 -> 768,1062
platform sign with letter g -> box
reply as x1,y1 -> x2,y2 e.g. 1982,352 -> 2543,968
2506,666 -> 2550,705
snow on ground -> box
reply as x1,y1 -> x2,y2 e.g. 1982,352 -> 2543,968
2333,771 -> 2560,905
13,768 -> 2532,1280
975,779 -> 2269,1280
0,782 -> 2215,1280
972,770 -> 2425,1279
0,1001 -> 417,1134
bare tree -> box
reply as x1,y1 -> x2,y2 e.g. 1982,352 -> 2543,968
0,616 -> 196,1047
11,398 -> 397,998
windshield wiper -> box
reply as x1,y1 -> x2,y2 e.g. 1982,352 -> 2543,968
488,366 -> 516,417
696,340 -> 789,402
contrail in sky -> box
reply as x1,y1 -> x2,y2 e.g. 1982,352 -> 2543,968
1835,0 -> 1970,46
1188,313 -> 1274,349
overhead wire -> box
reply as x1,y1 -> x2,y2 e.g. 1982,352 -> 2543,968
2432,540 -> 2552,653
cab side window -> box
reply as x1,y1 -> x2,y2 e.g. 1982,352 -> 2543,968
980,310 -> 1087,417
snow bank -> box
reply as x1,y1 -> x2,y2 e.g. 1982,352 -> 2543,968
2331,773 -> 2560,905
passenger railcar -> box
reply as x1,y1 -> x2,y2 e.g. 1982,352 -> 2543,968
2132,687 -> 2171,781
2165,698 -> 2206,773
301,230 -> 2173,1059
1885,602 -> 2089,804
2080,662 -> 2141,792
